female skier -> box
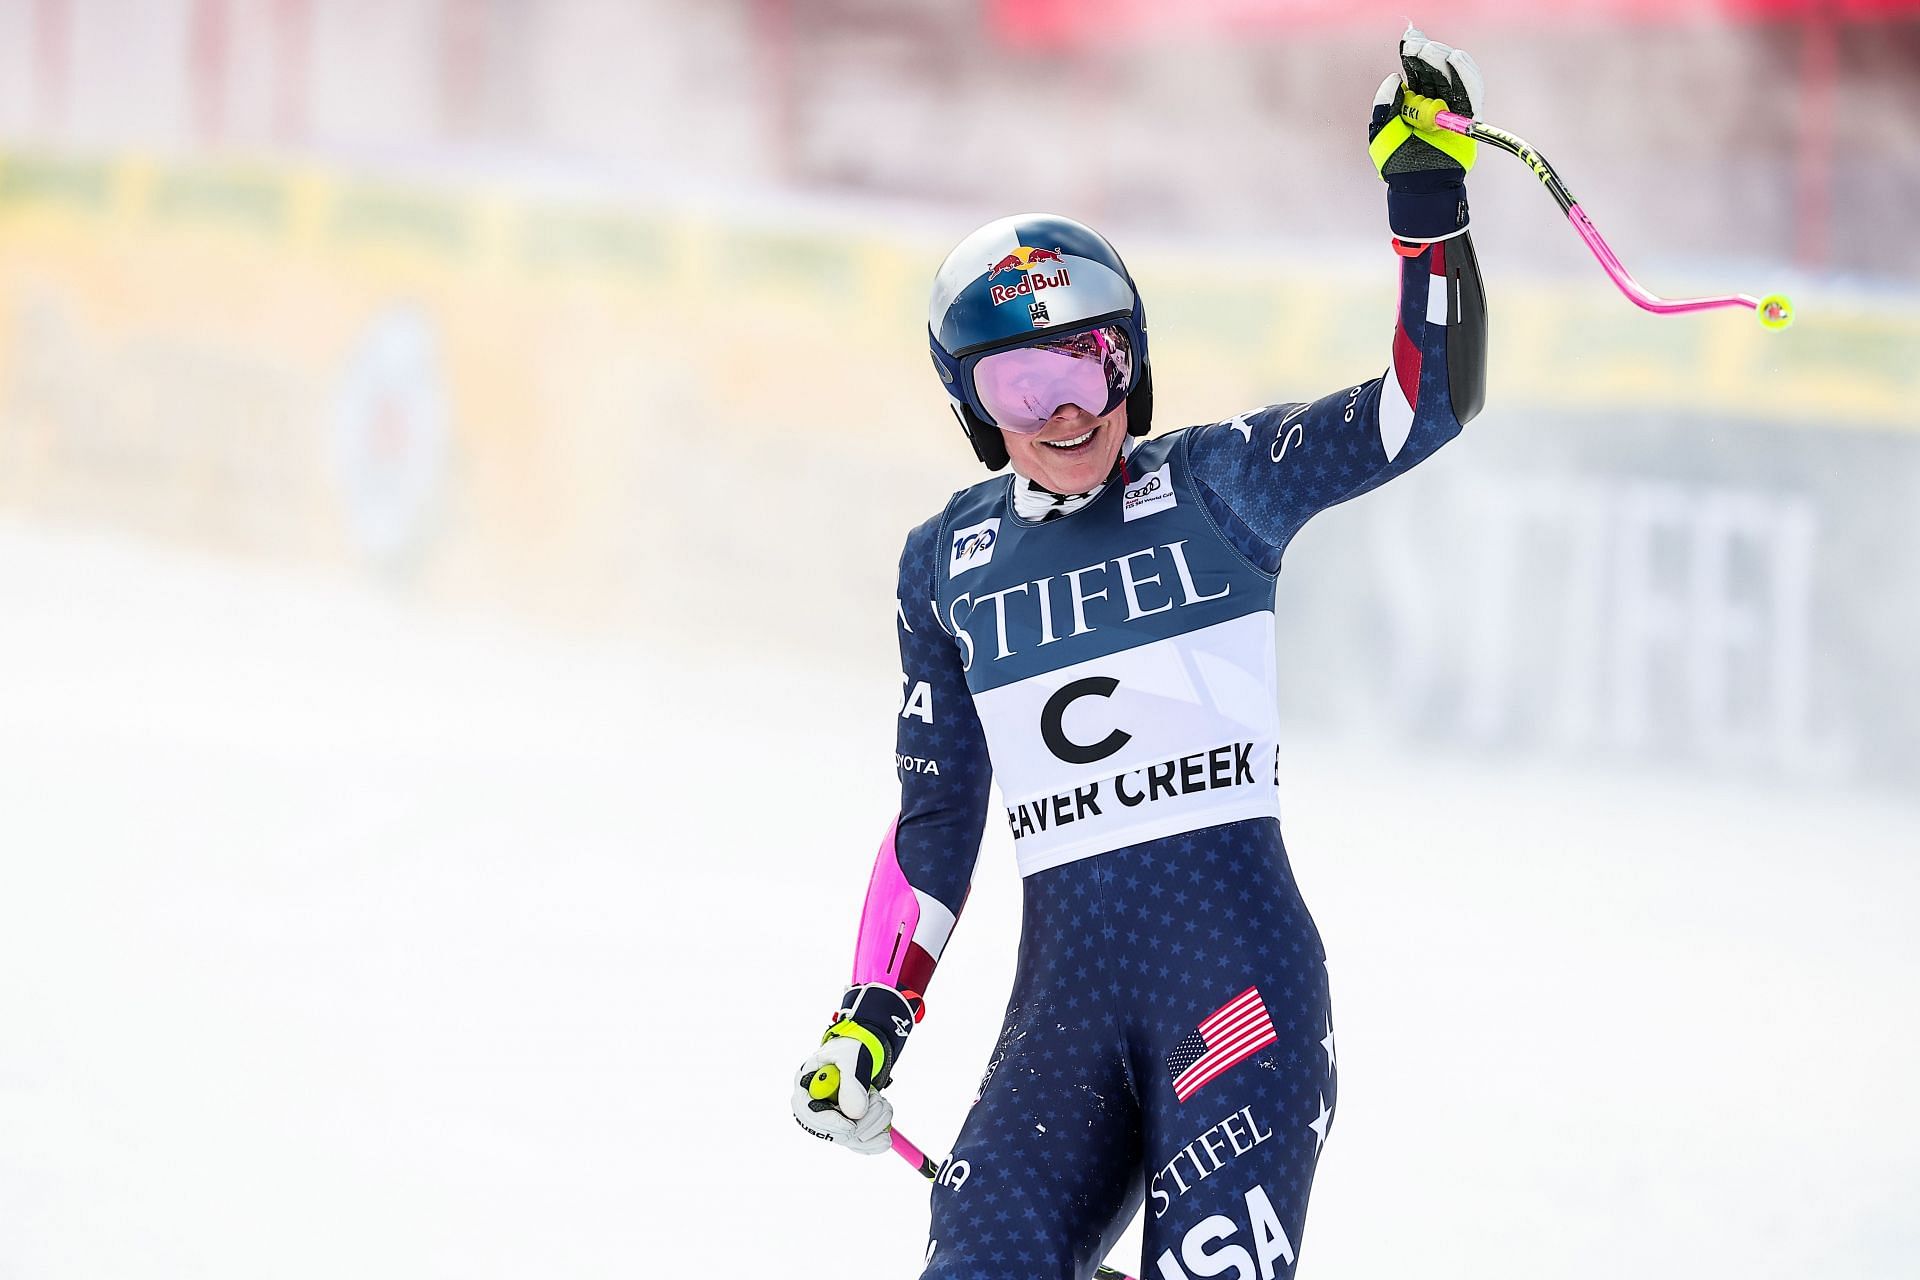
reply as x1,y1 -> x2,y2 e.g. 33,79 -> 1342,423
792,28 -> 1489,1280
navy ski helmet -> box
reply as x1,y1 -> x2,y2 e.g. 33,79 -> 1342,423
927,213 -> 1152,471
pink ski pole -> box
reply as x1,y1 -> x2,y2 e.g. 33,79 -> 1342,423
1401,93 -> 1793,330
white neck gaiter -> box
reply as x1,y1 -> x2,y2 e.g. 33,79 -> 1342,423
1010,436 -> 1138,523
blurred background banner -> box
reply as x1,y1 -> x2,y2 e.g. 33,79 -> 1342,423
2,15 -> 1916,785
0,4 -> 1916,1280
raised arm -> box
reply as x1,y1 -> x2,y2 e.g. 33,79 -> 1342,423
1187,26 -> 1488,558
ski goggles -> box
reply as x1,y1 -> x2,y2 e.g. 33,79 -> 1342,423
963,322 -> 1137,434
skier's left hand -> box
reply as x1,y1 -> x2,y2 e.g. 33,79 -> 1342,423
1368,25 -> 1483,242
1368,25 -> 1484,183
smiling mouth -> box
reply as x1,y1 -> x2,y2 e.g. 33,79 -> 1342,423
1039,425 -> 1098,451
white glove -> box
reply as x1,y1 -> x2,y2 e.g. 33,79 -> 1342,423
1382,25 -> 1484,121
791,1037 -> 895,1155
790,983 -> 916,1155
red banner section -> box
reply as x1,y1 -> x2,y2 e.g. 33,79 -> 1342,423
988,0 -> 1920,50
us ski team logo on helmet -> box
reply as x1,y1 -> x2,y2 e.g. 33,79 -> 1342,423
986,245 -> 1072,306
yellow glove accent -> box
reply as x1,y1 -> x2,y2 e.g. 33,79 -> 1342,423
1430,123 -> 1479,172
1369,117 -> 1413,172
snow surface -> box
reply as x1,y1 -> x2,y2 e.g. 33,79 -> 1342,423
1,517 -> 1915,1278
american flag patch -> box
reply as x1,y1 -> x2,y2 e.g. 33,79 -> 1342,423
1166,986 -> 1277,1102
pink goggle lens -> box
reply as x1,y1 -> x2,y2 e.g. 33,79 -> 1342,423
972,324 -> 1133,434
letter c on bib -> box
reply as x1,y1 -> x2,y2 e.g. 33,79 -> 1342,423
1041,676 -> 1132,765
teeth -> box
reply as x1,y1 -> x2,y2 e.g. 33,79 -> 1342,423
1042,428 -> 1096,449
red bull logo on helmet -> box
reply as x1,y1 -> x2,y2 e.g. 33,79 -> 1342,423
986,245 -> 1072,306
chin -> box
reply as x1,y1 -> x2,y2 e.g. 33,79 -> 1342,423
1058,457 -> 1111,489
1025,423 -> 1122,491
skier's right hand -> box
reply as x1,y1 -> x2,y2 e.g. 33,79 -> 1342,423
790,982 -> 916,1155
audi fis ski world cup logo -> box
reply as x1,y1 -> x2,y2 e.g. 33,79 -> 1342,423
986,245 -> 1072,307
948,517 -> 1001,577
1123,462 -> 1177,522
